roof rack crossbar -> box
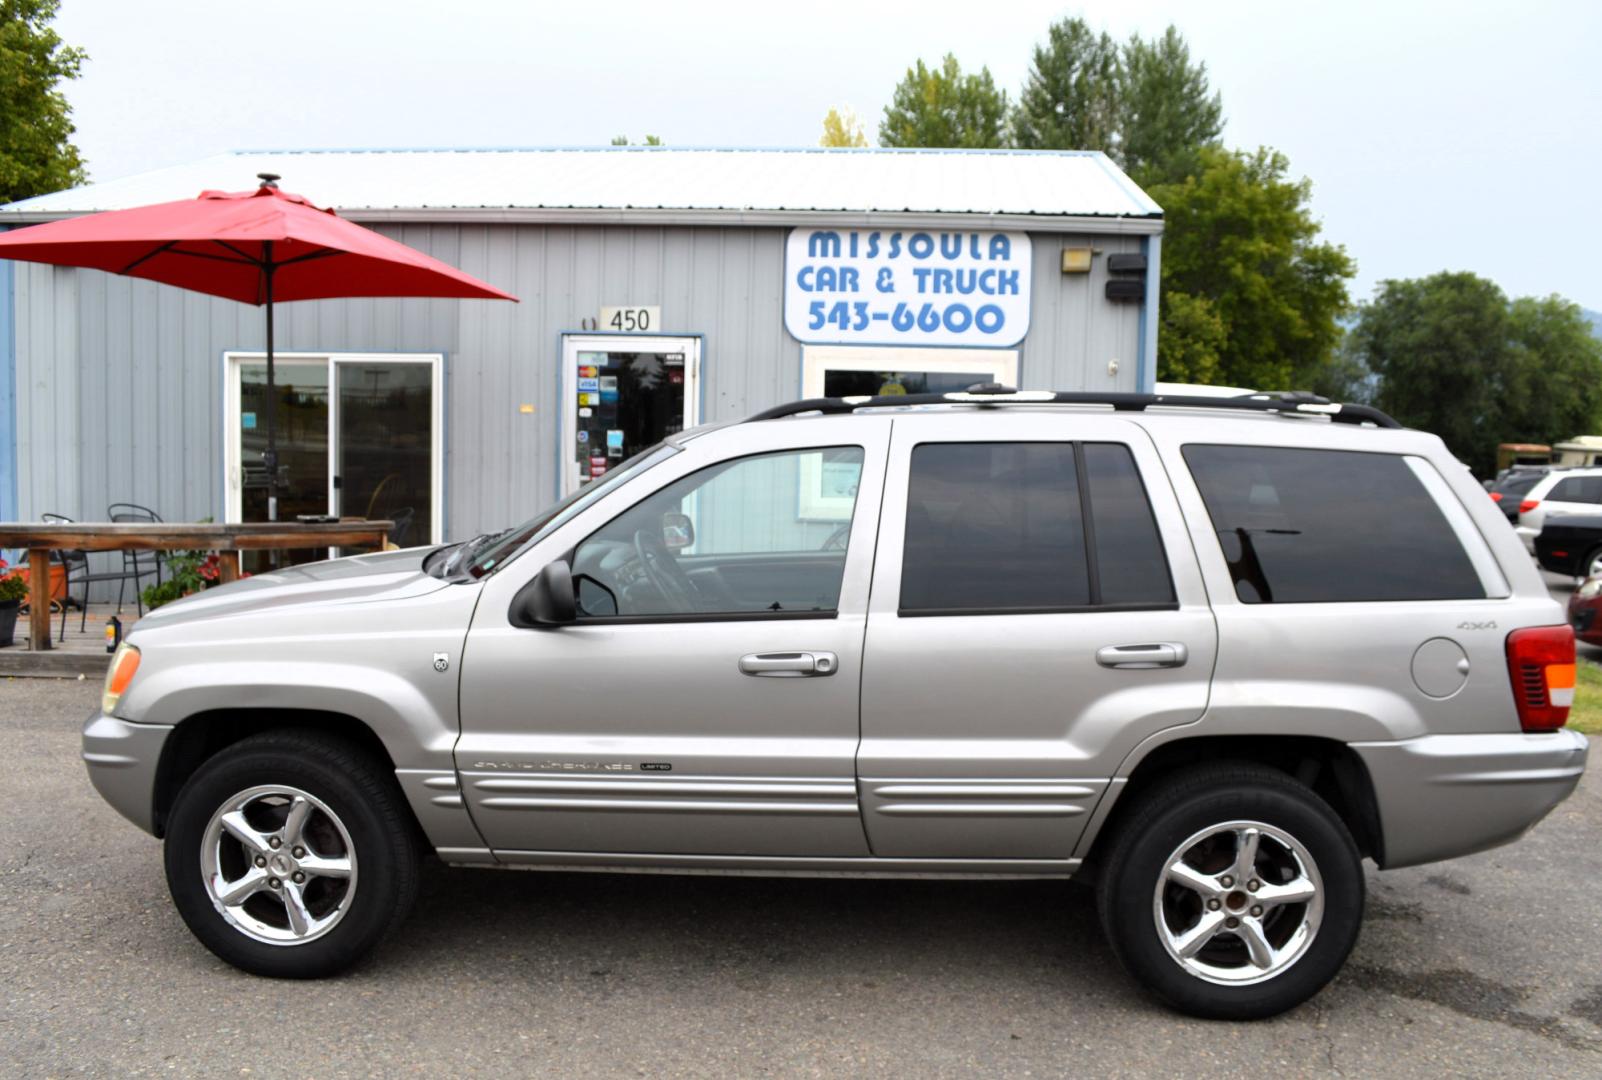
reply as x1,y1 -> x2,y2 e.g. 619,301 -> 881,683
742,388 -> 1401,428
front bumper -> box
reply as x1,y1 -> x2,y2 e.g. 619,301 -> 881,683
82,711 -> 173,835
1352,729 -> 1588,868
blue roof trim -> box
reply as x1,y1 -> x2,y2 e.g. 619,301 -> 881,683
0,235 -> 16,538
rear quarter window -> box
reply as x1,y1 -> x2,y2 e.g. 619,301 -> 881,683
1183,445 -> 1487,603
1548,476 -> 1602,504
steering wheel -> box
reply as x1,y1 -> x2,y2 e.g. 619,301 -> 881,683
633,528 -> 698,611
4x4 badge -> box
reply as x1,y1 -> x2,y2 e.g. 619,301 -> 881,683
433,652 -> 450,672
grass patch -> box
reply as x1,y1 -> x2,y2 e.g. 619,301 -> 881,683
1569,658 -> 1602,735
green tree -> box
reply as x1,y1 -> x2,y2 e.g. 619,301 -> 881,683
879,54 -> 1009,149
609,135 -> 664,146
0,0 -> 86,204
1352,274 -> 1602,474
820,106 -> 869,147
1118,26 -> 1223,185
1011,17 -> 1121,154
1505,295 -> 1602,444
1155,291 -> 1226,386
1303,333 -> 1377,404
1354,273 -> 1515,473
1149,146 -> 1354,391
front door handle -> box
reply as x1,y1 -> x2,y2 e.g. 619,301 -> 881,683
1096,642 -> 1188,669
739,651 -> 838,677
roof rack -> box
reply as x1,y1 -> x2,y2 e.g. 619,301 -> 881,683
743,384 -> 1401,428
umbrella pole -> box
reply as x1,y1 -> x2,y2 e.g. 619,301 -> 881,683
263,246 -> 278,524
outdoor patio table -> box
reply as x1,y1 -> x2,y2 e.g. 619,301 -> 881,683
0,521 -> 393,652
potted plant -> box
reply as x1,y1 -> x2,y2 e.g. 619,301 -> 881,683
0,557 -> 27,647
141,551 -> 236,611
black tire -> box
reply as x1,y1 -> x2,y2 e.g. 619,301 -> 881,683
1095,763 -> 1363,1020
1582,545 -> 1602,582
163,730 -> 421,978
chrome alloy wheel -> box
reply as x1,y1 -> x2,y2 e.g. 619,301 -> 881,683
200,785 -> 358,946
1153,820 -> 1324,986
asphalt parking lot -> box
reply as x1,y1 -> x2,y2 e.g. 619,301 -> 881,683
0,674 -> 1596,1079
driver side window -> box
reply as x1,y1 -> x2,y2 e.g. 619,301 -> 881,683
571,446 -> 865,618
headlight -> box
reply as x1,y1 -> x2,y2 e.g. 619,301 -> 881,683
1579,578 -> 1602,599
102,642 -> 141,715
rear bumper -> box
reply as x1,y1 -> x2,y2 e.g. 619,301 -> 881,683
82,711 -> 172,836
1352,730 -> 1588,868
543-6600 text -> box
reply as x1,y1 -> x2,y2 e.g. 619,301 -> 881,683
807,300 -> 1007,336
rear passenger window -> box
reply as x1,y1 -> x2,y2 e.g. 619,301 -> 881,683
1083,444 -> 1175,606
900,442 -> 1174,614
1182,445 -> 1486,603
1548,476 -> 1602,504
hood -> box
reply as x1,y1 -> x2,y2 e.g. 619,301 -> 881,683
133,547 -> 452,630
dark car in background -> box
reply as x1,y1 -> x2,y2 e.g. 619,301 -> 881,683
1488,467 -> 1550,522
1534,513 -> 1602,580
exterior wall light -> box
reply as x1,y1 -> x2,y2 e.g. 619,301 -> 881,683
1061,247 -> 1094,274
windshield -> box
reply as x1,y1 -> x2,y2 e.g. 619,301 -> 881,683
462,442 -> 680,577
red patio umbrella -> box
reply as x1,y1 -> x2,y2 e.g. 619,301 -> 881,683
0,174 -> 516,520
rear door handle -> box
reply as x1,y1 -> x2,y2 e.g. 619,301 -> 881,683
738,651 -> 838,677
1096,642 -> 1188,669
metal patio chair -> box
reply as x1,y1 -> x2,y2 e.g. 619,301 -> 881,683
108,502 -> 164,602
41,513 -> 153,640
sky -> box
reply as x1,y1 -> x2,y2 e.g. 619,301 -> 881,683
51,0 -> 1602,310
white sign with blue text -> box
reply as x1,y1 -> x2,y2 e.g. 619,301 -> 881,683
784,228 -> 1032,347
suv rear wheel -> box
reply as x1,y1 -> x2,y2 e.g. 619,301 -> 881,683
1096,764 -> 1363,1019
163,730 -> 421,978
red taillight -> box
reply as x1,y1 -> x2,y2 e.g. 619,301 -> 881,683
1489,491 -> 1504,502
1505,625 -> 1576,732
1519,499 -> 1540,514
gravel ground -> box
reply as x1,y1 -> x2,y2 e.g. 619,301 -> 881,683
1,675 -> 1598,1079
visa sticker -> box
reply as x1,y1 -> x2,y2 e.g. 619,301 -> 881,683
577,377 -> 599,391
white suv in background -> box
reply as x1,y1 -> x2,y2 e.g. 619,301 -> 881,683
1515,467 -> 1602,552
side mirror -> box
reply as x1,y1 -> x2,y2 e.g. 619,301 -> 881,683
509,560 -> 576,627
661,511 -> 695,550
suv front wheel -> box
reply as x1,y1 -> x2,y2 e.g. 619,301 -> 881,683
163,730 -> 421,978
1096,764 -> 1364,1020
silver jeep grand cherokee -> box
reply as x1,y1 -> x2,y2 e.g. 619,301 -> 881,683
83,388 -> 1588,1019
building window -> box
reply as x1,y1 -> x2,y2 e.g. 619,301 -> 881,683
801,345 -> 1018,400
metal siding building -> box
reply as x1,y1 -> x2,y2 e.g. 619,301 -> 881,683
0,147 -> 1162,565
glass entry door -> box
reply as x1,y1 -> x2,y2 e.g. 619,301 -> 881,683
236,358 -> 329,529
226,353 -> 443,568
560,335 -> 701,496
333,360 -> 437,550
